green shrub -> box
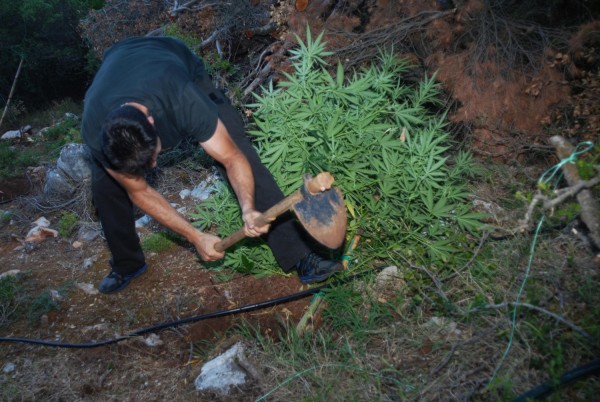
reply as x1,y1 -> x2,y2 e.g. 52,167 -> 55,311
58,211 -> 78,237
43,115 -> 82,157
0,141 -> 44,178
27,291 -> 58,326
0,210 -> 13,223
0,275 -> 25,328
194,27 -> 484,274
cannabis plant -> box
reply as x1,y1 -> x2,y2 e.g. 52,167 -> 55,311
193,27 -> 483,273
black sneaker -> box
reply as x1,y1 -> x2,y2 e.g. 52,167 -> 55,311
295,252 -> 343,284
98,263 -> 147,294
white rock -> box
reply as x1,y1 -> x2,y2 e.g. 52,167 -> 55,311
49,289 -> 65,302
76,282 -> 99,295
190,182 -> 214,201
33,217 -> 51,227
194,342 -> 248,394
83,257 -> 96,270
135,215 -> 152,228
143,334 -> 163,347
2,362 -> 15,373
78,227 -> 100,242
0,269 -> 21,280
179,189 -> 191,199
25,226 -> 58,243
1,130 -> 21,140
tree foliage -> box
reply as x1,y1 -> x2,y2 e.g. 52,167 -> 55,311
0,0 -> 94,112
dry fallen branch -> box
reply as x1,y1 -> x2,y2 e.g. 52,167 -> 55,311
0,57 -> 25,130
549,135 -> 600,249
466,302 -> 595,341
444,232 -> 490,281
330,10 -> 456,70
394,251 -> 451,305
242,41 -> 295,97
167,0 -> 222,18
429,322 -> 504,377
516,136 -> 600,250
517,174 -> 600,232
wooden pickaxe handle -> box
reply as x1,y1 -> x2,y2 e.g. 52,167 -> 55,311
214,172 -> 334,252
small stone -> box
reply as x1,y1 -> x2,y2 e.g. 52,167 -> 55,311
72,240 -> 83,248
76,282 -> 99,295
179,189 -> 191,199
194,342 -> 250,394
2,362 -> 15,373
78,227 -> 100,242
135,215 -> 152,228
49,289 -> 65,302
33,217 -> 51,227
82,257 -> 96,270
25,226 -> 59,243
190,182 -> 214,201
143,334 -> 163,347
1,130 -> 21,140
0,269 -> 21,280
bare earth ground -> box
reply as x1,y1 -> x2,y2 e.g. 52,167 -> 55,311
0,173 -> 314,401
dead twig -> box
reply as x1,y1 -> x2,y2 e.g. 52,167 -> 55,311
516,173 -> 600,233
444,232 -> 490,281
429,322 -> 504,377
331,10 -> 456,70
0,56 -> 25,130
243,41 -> 295,97
466,302 -> 595,341
394,251 -> 451,306
168,0 -> 222,18
549,135 -> 600,249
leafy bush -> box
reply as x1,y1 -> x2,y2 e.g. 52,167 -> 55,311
27,290 -> 58,326
0,210 -> 13,223
0,275 -> 25,328
195,28 -> 483,273
43,114 -> 82,157
58,211 -> 78,237
0,141 -> 43,178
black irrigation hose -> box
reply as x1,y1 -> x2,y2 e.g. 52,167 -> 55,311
0,273 -> 362,348
510,358 -> 600,402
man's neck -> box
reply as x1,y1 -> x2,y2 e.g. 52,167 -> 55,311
122,102 -> 149,117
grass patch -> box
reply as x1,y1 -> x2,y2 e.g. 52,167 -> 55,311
0,142 -> 45,178
141,232 -> 181,253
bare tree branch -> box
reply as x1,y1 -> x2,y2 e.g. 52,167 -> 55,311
549,135 -> 600,249
466,302 -> 595,341
0,57 -> 25,130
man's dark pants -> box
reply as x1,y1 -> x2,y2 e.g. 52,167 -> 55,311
91,82 -> 312,276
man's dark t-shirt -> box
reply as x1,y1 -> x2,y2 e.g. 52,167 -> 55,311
81,36 -> 219,168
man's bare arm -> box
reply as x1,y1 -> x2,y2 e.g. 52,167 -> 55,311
105,168 -> 224,261
200,119 -> 269,237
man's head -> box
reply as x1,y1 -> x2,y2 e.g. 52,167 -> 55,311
101,105 -> 160,176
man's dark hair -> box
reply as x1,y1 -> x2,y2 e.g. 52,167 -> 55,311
101,105 -> 158,176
